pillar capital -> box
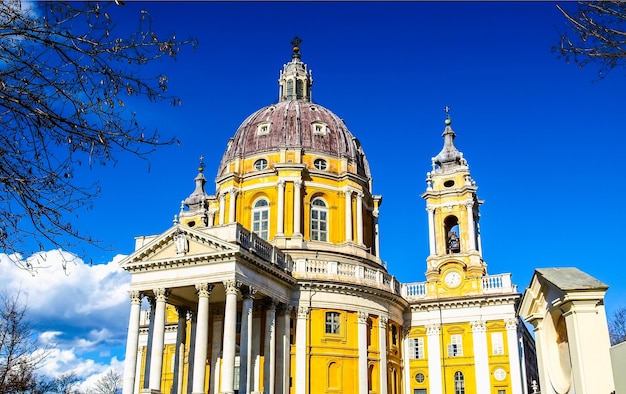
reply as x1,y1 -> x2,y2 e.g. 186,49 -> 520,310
223,279 -> 242,295
152,288 -> 170,302
471,320 -> 487,333
242,286 -> 257,300
195,283 -> 214,298
265,298 -> 277,310
294,179 -> 303,188
379,316 -> 388,329
358,311 -> 368,324
426,324 -> 440,335
297,306 -> 309,319
277,179 -> 286,188
128,290 -> 143,304
505,318 -> 519,330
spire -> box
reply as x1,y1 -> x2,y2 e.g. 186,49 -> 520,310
432,106 -> 466,169
180,156 -> 209,222
278,36 -> 313,102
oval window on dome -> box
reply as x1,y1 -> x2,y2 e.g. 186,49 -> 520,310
444,180 -> 455,188
254,159 -> 268,170
314,159 -> 327,170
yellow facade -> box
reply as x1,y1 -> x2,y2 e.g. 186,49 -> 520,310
122,42 -> 536,394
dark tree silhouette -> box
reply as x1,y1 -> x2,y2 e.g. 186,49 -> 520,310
609,306 -> 626,345
0,1 -> 196,268
556,1 -> 626,77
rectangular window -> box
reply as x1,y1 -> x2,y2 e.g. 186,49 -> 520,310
325,311 -> 340,334
447,334 -> 463,357
492,332 -> 504,355
409,337 -> 425,359
414,390 -> 427,394
497,391 -> 506,394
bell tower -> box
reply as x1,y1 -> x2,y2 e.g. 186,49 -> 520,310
421,108 -> 486,294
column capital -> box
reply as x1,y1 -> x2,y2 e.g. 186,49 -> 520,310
219,193 -> 227,202
372,208 -> 380,218
358,311 -> 368,324
265,298 -> 277,310
277,303 -> 293,316
426,324 -> 440,335
356,191 -> 364,199
471,320 -> 487,333
465,201 -> 474,210
426,205 -> 435,213
229,187 -> 239,196
128,290 -> 143,304
175,305 -> 188,316
505,318 -> 519,330
153,288 -> 170,302
297,306 -> 309,319
223,279 -> 242,295
294,179 -> 303,188
379,316 -> 388,328
277,179 -> 286,188
343,188 -> 353,197
195,283 -> 214,298
242,286 -> 257,300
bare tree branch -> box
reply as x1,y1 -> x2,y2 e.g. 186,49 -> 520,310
0,1 -> 196,267
556,1 -> 626,77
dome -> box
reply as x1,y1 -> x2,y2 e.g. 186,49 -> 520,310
216,38 -> 371,180
217,100 -> 371,178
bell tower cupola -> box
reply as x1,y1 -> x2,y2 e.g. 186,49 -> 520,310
278,37 -> 313,102
422,108 -> 486,285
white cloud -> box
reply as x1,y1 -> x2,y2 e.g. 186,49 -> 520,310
0,250 -> 130,387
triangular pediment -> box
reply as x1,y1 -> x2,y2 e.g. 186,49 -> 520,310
119,225 -> 239,269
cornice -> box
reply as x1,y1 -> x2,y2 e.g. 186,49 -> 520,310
408,292 -> 520,312
298,280 -> 408,308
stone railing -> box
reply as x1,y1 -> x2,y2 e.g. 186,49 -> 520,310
293,258 -> 399,294
233,224 -> 293,273
401,273 -> 517,300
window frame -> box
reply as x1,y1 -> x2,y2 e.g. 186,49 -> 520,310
454,371 -> 465,394
310,197 -> 328,242
325,311 -> 341,335
251,198 -> 270,240
409,337 -> 425,359
492,332 -> 504,355
447,334 -> 463,357
253,158 -> 268,171
313,158 -> 328,170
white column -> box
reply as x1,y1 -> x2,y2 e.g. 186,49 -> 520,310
218,193 -> 226,225
228,188 -> 238,223
277,180 -> 285,235
122,290 -> 143,394
263,300 -> 277,394
378,317 -> 388,394
148,288 -> 169,392
192,284 -> 213,394
173,306 -> 187,394
221,280 -> 240,394
295,306 -> 308,394
356,192 -> 364,245
276,305 -> 291,394
426,206 -> 436,255
472,320 -> 490,394
239,288 -> 256,394
506,319 -> 523,394
402,325 -> 411,394
251,306 -> 262,393
373,209 -> 380,258
210,310 -> 224,394
357,312 -> 368,393
427,324 -> 442,394
344,190 -> 353,242
293,180 -> 302,236
466,202 -> 476,251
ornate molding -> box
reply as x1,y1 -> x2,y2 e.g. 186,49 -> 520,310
297,306 -> 309,319
265,298 -> 277,311
505,318 -> 519,330
223,279 -> 242,295
195,283 -> 214,298
379,316 -> 388,329
128,290 -> 143,304
358,311 -> 368,324
471,320 -> 487,333
153,288 -> 170,302
242,286 -> 257,300
426,324 -> 440,335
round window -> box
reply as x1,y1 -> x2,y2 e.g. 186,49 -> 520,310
494,368 -> 506,381
254,159 -> 268,170
314,158 -> 327,170
415,373 -> 425,383
444,180 -> 455,187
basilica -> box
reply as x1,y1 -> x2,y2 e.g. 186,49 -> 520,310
120,40 -> 538,394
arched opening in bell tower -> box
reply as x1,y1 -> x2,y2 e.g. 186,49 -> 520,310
444,215 -> 461,254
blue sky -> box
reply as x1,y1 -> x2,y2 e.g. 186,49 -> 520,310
2,1 -> 625,386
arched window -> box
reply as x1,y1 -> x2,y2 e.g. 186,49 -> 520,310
311,198 -> 328,242
445,215 -> 460,254
252,198 -> 270,240
454,371 -> 465,394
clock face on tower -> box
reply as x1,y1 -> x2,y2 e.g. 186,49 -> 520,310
444,271 -> 462,288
